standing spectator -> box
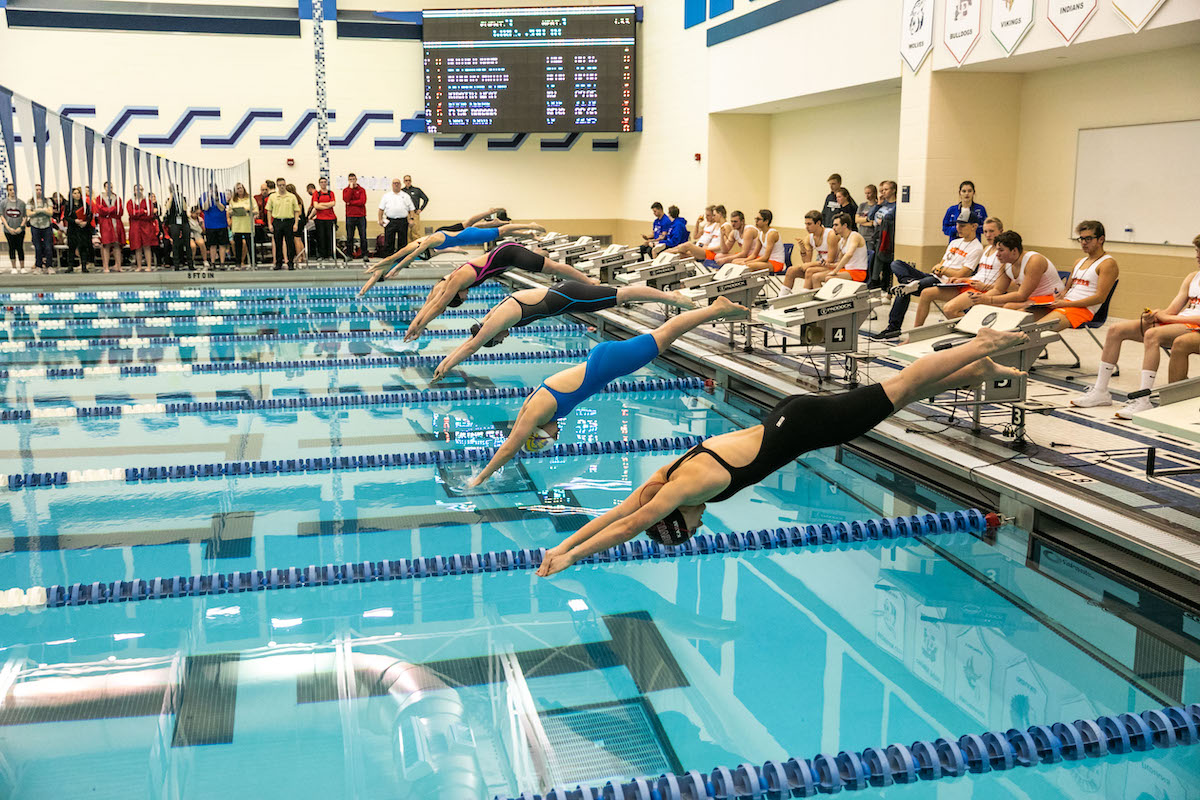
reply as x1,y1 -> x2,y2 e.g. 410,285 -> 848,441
869,180 -> 898,289
2,183 -> 28,273
255,180 -> 275,265
200,183 -> 229,268
342,172 -> 368,265
311,176 -> 337,266
146,191 -> 162,270
291,184 -> 311,266
834,188 -> 858,231
942,180 -> 986,241
27,184 -> 54,274
822,174 -> 855,229
856,184 -> 879,247
639,202 -> 670,257
127,184 -> 158,273
188,206 -> 207,266
95,181 -> 126,272
377,177 -> 416,257
402,174 -> 429,243
267,177 -> 301,270
227,182 -> 256,269
66,187 -> 93,273
164,185 -> 191,271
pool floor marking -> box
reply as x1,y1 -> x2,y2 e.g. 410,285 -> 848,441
171,653 -> 241,747
0,673 -> 165,727
0,511 -> 256,558
296,505 -> 590,537
297,611 -> 688,703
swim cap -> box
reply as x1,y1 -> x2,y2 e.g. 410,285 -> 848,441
645,510 -> 694,546
496,208 -> 510,222
470,322 -> 503,348
523,427 -> 555,452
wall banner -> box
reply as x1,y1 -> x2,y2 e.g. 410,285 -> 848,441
900,0 -> 934,72
943,0 -> 983,66
1112,0 -> 1166,32
991,0 -> 1035,55
1047,0 -> 1097,44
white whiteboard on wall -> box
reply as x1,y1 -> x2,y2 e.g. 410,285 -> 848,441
1072,119 -> 1200,246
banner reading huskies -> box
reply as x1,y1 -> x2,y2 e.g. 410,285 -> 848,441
900,0 -> 934,72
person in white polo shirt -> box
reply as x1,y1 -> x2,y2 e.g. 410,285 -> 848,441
377,178 -> 416,257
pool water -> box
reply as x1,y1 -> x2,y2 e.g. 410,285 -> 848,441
0,281 -> 1197,799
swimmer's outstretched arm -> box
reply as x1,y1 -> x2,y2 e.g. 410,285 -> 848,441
537,481 -> 694,577
464,208 -> 501,228
385,233 -> 446,278
404,274 -> 462,340
432,300 -> 518,383
466,411 -> 544,487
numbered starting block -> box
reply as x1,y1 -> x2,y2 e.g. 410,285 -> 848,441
615,252 -> 696,291
889,304 -> 1061,442
576,244 -> 641,283
1129,376 -> 1200,476
547,235 -> 603,264
677,264 -> 771,349
757,278 -> 884,381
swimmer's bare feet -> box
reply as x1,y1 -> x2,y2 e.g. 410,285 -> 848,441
973,326 -> 1028,352
979,358 -> 1025,384
669,290 -> 696,309
710,295 -> 750,319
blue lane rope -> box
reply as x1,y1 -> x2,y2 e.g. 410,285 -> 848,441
24,509 -> 989,608
490,703 -> 1200,799
0,285 -> 496,303
0,323 -> 587,351
5,426 -> 706,490
0,377 -> 704,425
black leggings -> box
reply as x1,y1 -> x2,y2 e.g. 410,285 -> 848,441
232,232 -> 253,266
4,229 -> 25,261
512,281 -> 618,327
67,226 -> 92,269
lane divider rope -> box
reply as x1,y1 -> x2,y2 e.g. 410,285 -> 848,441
0,509 -> 993,610
0,306 -> 502,332
3,376 -> 704,423
0,284 -> 481,303
4,428 -> 705,490
488,703 -> 1200,799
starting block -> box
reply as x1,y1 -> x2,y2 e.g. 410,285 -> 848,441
1130,376 -> 1200,476
576,244 -> 641,282
615,252 -> 696,290
547,235 -> 602,264
757,278 -> 884,381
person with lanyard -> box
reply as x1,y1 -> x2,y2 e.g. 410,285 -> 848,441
94,181 -> 125,273
639,202 -> 670,257
358,222 -> 549,298
401,174 -> 428,243
65,187 -> 93,273
200,183 -> 229,269
227,182 -> 256,269
164,185 -> 191,270
26,184 -> 54,274
126,184 -> 158,273
2,183 -> 28,274
942,180 -> 986,242
377,177 -> 416,257
466,297 -> 749,490
534,326 -> 1028,575
342,173 -> 368,265
431,282 -> 696,382
310,177 -> 337,266
266,177 -> 301,270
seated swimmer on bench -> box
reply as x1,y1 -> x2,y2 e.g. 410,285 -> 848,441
431,282 -> 695,382
1168,331 -> 1200,385
938,217 -> 1007,323
399,243 -> 598,341
535,326 -> 1028,576
668,205 -> 724,261
1025,221 -> 1119,332
806,212 -> 869,289
967,230 -> 1063,312
733,209 -> 786,274
465,298 -> 748,489
1073,232 -> 1200,418
783,210 -> 837,290
714,211 -> 751,266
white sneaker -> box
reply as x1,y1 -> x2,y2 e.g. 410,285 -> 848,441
19,267 -> 29,274
1071,388 -> 1112,408
1115,396 -> 1153,419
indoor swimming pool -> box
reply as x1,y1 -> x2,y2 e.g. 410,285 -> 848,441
0,281 -> 1197,799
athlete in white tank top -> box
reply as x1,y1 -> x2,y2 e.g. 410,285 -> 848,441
1004,251 -> 1063,300
1063,254 -> 1114,314
1181,272 -> 1200,319
972,247 -> 1003,287
762,228 -> 785,264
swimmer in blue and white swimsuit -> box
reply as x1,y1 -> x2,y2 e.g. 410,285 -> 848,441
431,281 -> 695,382
467,297 -> 749,488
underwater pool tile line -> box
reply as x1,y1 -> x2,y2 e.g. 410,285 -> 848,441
0,323 -> 586,353
3,376 -> 706,424
0,347 -> 592,382
493,704 -> 1200,800
4,428 -> 706,490
0,509 -> 992,612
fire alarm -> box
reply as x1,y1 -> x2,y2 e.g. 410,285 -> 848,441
694,153 -> 701,162
286,158 -> 295,167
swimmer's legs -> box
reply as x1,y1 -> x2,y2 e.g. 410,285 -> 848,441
616,285 -> 695,309
648,296 -> 747,351
880,327 -> 1029,408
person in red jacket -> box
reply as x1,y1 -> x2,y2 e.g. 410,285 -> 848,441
342,172 -> 368,265
95,182 -> 126,272
126,185 -> 157,272
312,176 -> 338,266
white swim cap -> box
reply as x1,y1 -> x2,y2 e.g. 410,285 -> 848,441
524,427 -> 555,452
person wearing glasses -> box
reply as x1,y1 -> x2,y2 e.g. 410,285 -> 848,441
1031,221 -> 1119,332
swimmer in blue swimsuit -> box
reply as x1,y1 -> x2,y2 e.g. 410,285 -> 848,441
358,221 -> 544,297
401,243 -> 598,341
431,281 -> 697,382
534,327 -> 1030,576
467,297 -> 750,488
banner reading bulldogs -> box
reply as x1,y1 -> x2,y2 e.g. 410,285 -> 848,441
991,0 -> 1035,55
900,0 -> 933,72
1112,0 -> 1166,32
1047,0 -> 1097,44
943,0 -> 982,66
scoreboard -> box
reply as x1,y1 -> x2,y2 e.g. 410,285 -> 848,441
423,6 -> 637,134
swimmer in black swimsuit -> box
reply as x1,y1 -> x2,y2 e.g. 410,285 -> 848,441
402,243 -> 598,341
430,282 -> 696,382
435,207 -> 510,234
535,326 -> 1031,576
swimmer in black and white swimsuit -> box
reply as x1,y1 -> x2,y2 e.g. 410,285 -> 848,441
401,243 -> 599,341
430,281 -> 696,382
535,326 -> 1031,576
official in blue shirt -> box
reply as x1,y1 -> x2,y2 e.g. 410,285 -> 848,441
640,201 -> 670,256
663,205 -> 689,248
942,180 -> 986,241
